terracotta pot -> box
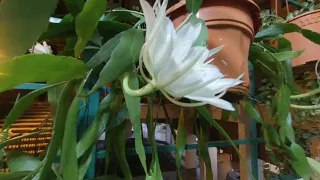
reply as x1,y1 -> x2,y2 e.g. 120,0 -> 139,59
284,10 -> 320,67
167,0 -> 261,95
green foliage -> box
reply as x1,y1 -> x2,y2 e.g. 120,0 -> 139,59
175,110 -> 187,180
4,0 -> 320,179
3,82 -> 65,130
145,97 -> 162,179
60,80 -> 86,180
90,28 -> 144,92
196,106 -> 256,180
289,143 -> 311,179
75,0 -> 107,57
86,35 -> 121,69
6,151 -> 41,172
76,91 -> 115,159
276,85 -> 291,125
255,23 -> 320,45
196,118 -> 213,180
0,54 -> 87,92
63,0 -> 85,17
241,101 -> 264,124
307,157 -> 320,179
112,121 -> 132,180
121,71 -> 149,176
0,171 -> 32,180
0,0 -> 57,60
286,0 -> 320,20
39,82 -> 76,180
186,0 -> 203,14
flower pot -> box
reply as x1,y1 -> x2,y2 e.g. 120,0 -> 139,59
167,0 -> 261,96
284,10 -> 320,67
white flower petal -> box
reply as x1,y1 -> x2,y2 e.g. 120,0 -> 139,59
146,0 -> 168,41
156,46 -> 206,88
140,0 -> 156,39
29,42 -> 52,54
177,23 -> 202,45
208,45 -> 224,57
186,78 -> 243,100
148,25 -> 175,81
43,41 -> 53,54
149,17 -> 176,63
165,64 -> 223,97
187,95 -> 235,111
139,0 -> 243,110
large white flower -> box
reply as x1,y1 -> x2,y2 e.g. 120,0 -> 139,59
124,0 -> 243,111
29,41 -> 53,54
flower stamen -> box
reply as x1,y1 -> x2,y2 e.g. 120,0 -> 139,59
161,90 -> 207,107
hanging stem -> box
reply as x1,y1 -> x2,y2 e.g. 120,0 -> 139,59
291,103 -> 320,110
290,88 -> 320,99
122,72 -> 156,96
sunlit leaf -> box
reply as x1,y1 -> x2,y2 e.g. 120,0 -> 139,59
0,0 -> 57,60
0,54 -> 87,93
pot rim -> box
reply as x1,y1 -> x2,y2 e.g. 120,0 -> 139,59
287,9 -> 320,23
166,0 -> 261,34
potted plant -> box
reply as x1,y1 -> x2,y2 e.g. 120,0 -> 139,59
0,0 -> 259,180
243,6 -> 320,179
166,0 -> 261,95
281,0 -> 320,67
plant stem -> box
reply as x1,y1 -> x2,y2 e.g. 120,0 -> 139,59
290,88 -> 320,99
122,73 -> 156,96
291,103 -> 320,110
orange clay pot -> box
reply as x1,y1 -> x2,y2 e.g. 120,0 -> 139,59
284,10 -> 320,67
167,0 -> 261,95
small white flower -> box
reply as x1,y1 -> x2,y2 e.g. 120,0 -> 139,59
124,0 -> 243,111
29,41 -> 53,54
